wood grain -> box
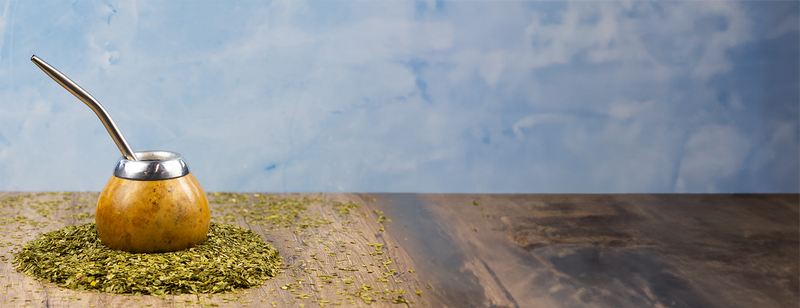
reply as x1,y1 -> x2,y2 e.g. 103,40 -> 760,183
0,192 -> 797,308
0,192 -> 432,308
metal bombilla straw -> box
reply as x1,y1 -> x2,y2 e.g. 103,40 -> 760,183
30,55 -> 138,161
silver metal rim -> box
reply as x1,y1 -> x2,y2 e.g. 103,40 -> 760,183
113,151 -> 190,181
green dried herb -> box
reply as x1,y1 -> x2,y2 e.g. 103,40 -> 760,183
4,193 -> 421,305
13,222 -> 280,296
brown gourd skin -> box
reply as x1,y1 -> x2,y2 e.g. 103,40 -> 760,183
96,173 -> 210,253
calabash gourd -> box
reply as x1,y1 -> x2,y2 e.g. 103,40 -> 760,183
96,173 -> 210,253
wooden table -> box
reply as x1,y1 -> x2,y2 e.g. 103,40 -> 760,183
0,193 -> 797,308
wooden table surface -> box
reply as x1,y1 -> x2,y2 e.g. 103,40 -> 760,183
0,192 -> 797,308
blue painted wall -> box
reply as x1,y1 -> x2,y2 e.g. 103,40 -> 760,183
0,1 -> 797,193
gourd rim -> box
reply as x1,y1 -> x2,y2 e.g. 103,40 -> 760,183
113,150 -> 190,181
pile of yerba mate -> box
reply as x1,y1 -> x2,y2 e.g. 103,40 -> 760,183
3,192 -> 425,306
13,222 -> 280,296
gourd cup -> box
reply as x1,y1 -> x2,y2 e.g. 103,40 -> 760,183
96,151 -> 210,253
29,55 -> 211,253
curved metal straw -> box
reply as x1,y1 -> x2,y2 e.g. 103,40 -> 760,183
31,55 -> 138,161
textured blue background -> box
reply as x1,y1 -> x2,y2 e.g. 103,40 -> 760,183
0,1 -> 798,193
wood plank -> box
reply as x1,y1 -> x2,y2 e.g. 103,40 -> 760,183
0,192 -> 797,308
0,192 -> 435,307
370,194 -> 799,308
